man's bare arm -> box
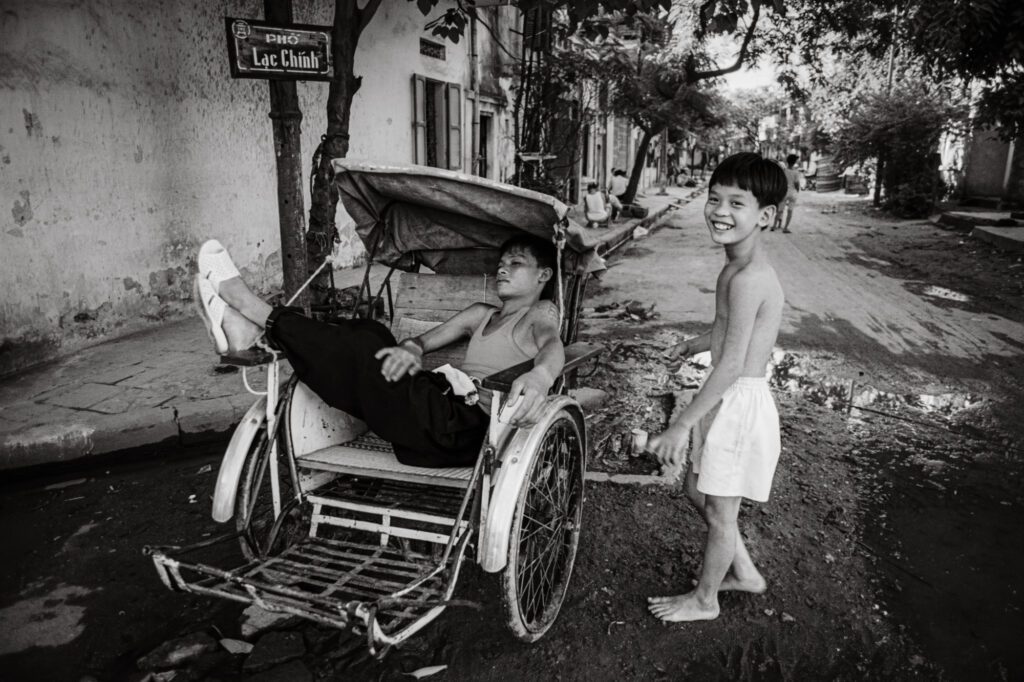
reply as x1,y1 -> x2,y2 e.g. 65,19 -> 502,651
414,303 -> 491,352
377,303 -> 491,382
505,302 -> 565,426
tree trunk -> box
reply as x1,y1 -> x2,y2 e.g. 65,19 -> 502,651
622,128 -> 656,205
306,0 -> 376,303
264,0 -> 308,306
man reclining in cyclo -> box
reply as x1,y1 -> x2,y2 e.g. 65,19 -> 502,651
196,235 -> 564,467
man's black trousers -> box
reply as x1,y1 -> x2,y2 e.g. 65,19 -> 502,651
266,308 -> 487,467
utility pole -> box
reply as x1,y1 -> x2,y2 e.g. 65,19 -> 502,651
264,0 -> 309,309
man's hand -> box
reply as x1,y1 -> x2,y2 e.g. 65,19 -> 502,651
502,367 -> 554,427
375,344 -> 422,383
647,424 -> 691,473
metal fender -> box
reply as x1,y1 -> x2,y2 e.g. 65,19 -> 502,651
478,395 -> 586,573
211,396 -> 267,523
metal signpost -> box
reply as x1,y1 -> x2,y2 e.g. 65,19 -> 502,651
225,9 -> 335,306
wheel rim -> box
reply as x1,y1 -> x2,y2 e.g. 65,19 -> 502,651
515,416 -> 584,632
238,427 -> 303,558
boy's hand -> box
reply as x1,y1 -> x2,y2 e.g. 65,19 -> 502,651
647,424 -> 691,471
664,339 -> 692,372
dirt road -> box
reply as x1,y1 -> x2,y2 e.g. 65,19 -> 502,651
1,191 -> 1021,681
578,190 -> 1024,681
589,191 -> 1024,388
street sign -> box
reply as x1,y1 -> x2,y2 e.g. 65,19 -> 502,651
225,17 -> 332,81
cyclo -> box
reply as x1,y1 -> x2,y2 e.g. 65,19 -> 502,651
146,161 -> 605,656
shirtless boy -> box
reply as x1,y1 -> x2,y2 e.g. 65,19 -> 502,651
646,152 -> 786,622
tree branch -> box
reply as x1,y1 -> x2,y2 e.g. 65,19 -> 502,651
357,0 -> 384,35
688,2 -> 760,83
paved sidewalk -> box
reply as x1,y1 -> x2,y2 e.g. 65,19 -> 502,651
0,190 -> 688,472
932,207 -> 1024,253
568,186 -> 700,253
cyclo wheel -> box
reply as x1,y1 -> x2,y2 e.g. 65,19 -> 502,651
235,388 -> 304,561
501,410 -> 585,641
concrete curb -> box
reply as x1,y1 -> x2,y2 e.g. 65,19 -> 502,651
585,471 -> 679,486
0,401 -> 240,470
935,211 -> 1019,232
602,193 -> 695,256
971,225 -> 1024,253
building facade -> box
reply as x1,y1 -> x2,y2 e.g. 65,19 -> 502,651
0,0 -> 519,375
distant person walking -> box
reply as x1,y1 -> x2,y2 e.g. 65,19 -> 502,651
773,154 -> 802,233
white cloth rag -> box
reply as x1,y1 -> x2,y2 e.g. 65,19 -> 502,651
432,364 -> 480,406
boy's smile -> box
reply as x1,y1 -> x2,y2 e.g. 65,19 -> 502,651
704,184 -> 775,245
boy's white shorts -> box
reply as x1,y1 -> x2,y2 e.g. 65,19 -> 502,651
691,376 -> 781,502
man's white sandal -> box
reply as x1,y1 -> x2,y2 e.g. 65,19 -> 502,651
197,239 -> 241,293
194,275 -> 229,354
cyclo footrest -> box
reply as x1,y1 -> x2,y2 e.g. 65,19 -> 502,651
149,533 -> 466,650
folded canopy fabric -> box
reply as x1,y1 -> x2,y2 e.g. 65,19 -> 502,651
331,160 -> 603,275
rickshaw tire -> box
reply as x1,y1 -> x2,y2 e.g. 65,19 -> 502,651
499,409 -> 586,642
234,417 -> 303,561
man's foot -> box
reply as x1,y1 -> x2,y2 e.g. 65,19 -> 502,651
647,591 -> 720,622
719,570 -> 767,593
782,228 -> 791,233
222,305 -> 263,353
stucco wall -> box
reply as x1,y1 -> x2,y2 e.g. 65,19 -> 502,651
0,0 -> 489,376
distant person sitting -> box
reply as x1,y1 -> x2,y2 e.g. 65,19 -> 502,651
584,182 -> 611,228
803,153 -> 818,191
772,154 -> 802,234
609,169 -> 629,212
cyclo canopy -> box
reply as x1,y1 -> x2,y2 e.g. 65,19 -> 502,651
331,160 -> 604,276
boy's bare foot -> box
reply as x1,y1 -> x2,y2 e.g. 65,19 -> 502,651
719,570 -> 767,593
647,592 -> 720,622
222,305 -> 262,353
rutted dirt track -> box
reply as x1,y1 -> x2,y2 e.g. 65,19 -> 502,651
0,191 -> 1022,680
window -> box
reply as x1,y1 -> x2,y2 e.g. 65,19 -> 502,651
412,75 -> 462,170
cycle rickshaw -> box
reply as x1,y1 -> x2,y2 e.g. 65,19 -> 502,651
146,161 -> 604,656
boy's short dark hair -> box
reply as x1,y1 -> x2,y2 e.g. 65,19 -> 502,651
587,181 -> 598,191
786,153 -> 799,167
499,234 -> 557,299
709,152 -> 788,208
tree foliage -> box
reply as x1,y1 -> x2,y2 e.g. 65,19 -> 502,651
722,86 -> 787,150
754,0 -> 1024,137
553,11 -> 724,201
830,78 -> 968,217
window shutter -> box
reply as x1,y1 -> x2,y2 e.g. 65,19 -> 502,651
447,83 -> 462,170
412,75 -> 426,164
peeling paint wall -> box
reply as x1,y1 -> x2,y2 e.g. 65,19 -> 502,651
0,0 -> 502,376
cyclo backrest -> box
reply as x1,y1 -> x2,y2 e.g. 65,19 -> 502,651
390,272 -> 501,371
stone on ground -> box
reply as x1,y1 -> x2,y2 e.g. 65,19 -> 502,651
136,631 -> 218,671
